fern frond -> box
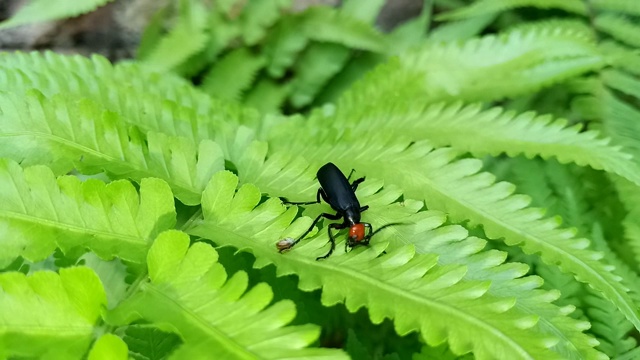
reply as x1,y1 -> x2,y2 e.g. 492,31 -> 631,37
591,0 -> 640,16
107,230 -> 346,359
200,48 -> 265,101
263,5 -> 385,78
301,6 -> 386,53
437,0 -> 587,21
595,14 -> 640,48
312,101 -> 640,187
0,158 -> 175,267
354,179 -> 603,359
189,171 -> 605,359
290,43 -> 351,107
0,52 -> 257,147
339,26 -> 602,105
428,14 -> 496,42
0,91 -> 225,205
239,0 -> 291,45
141,0 -> 209,71
244,78 -> 291,114
0,0 -> 114,29
264,17 -> 309,78
264,131 -> 640,334
0,267 -> 106,359
585,289 -> 637,357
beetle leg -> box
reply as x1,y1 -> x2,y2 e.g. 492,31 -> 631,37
279,212 -> 341,253
317,222 -> 346,260
359,205 -> 369,213
350,177 -> 366,191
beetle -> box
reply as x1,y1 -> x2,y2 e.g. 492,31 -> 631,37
278,162 -> 403,260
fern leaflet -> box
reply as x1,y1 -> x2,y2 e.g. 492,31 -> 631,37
436,0 -> 587,20
188,171 -> 603,359
107,230 -> 347,359
0,267 -> 106,359
262,130 -> 640,334
0,91 -> 225,205
0,158 -> 175,267
0,0 -> 114,29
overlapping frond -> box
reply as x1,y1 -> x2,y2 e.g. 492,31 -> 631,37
0,267 -> 106,358
263,130 -> 640,334
0,0 -> 114,29
335,25 -> 602,107
0,91 -> 224,205
107,230 -> 346,359
187,171 -> 606,359
141,0 -> 209,72
200,48 -> 265,101
0,159 -> 175,267
436,0 -> 587,20
294,100 -> 640,187
347,179 -> 603,359
595,14 -> 640,48
0,51 -> 257,135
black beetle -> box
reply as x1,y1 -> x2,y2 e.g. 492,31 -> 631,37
278,162 -> 402,260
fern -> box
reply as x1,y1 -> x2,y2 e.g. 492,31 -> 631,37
107,230 -> 346,359
0,0 -> 114,29
2,1 -> 640,357
200,48 -> 265,101
591,0 -> 640,16
189,171 -> 605,359
297,101 -> 640,187
0,266 -> 107,359
238,0 -> 291,45
0,158 -> 175,267
260,127 -> 640,331
595,14 -> 640,48
439,0 -> 587,20
140,0 -> 209,72
335,26 -> 603,106
0,91 -> 225,205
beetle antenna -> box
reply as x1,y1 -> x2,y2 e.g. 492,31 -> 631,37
364,222 -> 411,242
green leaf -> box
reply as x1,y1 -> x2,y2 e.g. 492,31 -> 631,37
591,0 -> 640,16
0,158 -> 175,267
264,127 -> 640,337
108,230 -> 346,359
290,43 -> 351,108
88,334 -> 129,360
239,0 -> 291,44
301,6 -> 386,52
0,0 -> 115,29
141,0 -> 209,71
595,14 -> 640,48
200,48 -> 265,101
189,171 -> 602,359
0,90 -> 225,205
0,266 -> 106,359
339,26 -> 603,105
309,101 -> 640,187
436,0 -> 587,20
123,325 -> 182,360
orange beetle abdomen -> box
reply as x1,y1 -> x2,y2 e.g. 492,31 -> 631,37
349,224 -> 366,242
